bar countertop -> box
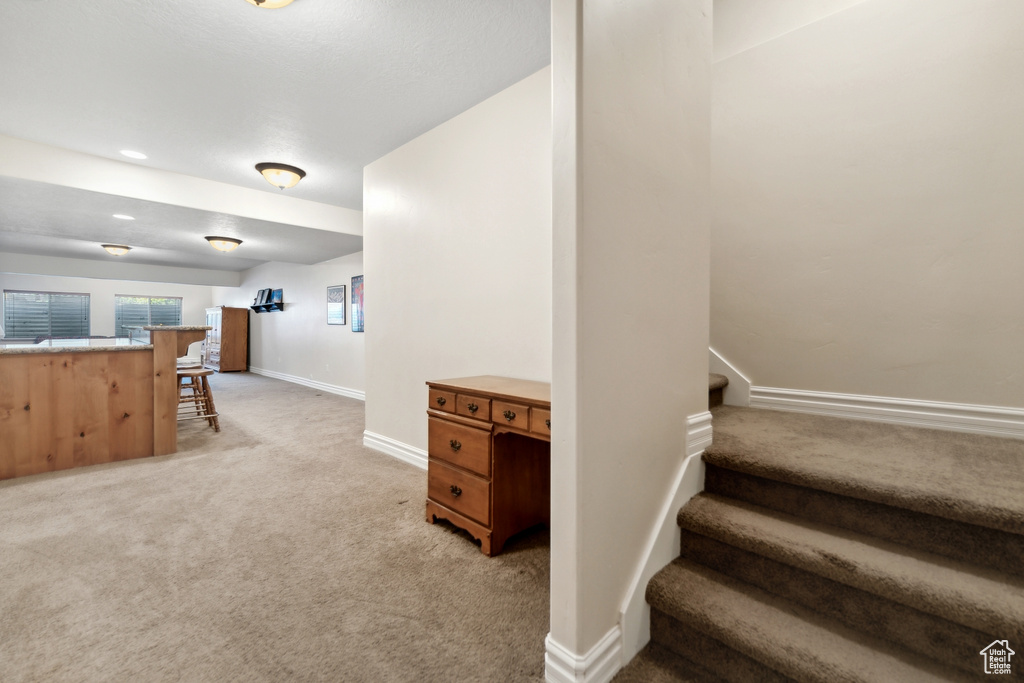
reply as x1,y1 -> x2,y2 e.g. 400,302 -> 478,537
0,343 -> 153,355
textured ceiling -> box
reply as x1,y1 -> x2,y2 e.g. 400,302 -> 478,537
0,0 -> 551,210
0,0 -> 551,271
0,177 -> 363,272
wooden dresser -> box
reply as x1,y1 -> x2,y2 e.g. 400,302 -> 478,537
425,375 -> 551,556
204,306 -> 249,372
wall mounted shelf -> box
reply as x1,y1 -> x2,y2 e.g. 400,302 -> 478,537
250,302 -> 284,313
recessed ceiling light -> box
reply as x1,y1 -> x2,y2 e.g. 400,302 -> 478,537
102,244 -> 132,256
205,236 -> 243,252
120,150 -> 147,160
113,214 -> 135,220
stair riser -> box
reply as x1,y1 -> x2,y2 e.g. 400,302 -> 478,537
650,609 -> 790,683
679,529 -> 991,677
709,387 -> 724,409
704,463 -> 1024,577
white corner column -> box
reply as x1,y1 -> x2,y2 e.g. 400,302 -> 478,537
547,1 -> 712,681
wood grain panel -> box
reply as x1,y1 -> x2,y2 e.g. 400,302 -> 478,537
151,330 -> 179,456
0,355 -> 30,479
0,347 -> 162,481
72,353 -> 111,467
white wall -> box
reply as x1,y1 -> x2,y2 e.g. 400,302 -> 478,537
712,0 -> 1024,408
362,67 -> 552,451
0,270 -> 213,337
549,0 -> 711,670
212,252 -> 365,395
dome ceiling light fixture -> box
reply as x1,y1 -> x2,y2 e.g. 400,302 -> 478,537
245,0 -> 297,8
102,244 -> 132,256
255,162 -> 306,190
206,236 -> 243,252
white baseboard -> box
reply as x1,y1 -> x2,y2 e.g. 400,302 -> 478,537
618,410 -> 711,665
709,347 -> 751,406
248,366 -> 365,401
750,386 -> 1024,440
545,626 -> 622,683
362,431 -> 428,470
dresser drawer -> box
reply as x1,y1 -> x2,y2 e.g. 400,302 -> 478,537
456,394 -> 491,421
531,408 -> 551,437
428,459 -> 490,525
493,400 -> 530,431
428,417 -> 491,476
429,389 -> 456,413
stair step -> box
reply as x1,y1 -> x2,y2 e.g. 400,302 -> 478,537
647,558 -> 969,682
708,373 -> 728,409
704,462 -> 1024,576
678,517 -> 990,674
705,406 -> 1024,535
613,642 -> 724,683
677,493 -> 1024,643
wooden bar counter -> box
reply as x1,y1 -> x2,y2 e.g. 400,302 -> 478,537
0,326 -> 209,481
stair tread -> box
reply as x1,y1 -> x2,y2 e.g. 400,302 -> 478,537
614,643 -> 723,683
708,373 -> 728,391
706,406 -> 1024,535
679,493 -> 1024,640
648,558 -> 969,683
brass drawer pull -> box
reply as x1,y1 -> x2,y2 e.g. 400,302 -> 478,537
450,485 -> 462,498
467,402 -> 478,413
503,410 -> 516,422
449,439 -> 461,452
436,396 -> 447,406
545,419 -> 551,429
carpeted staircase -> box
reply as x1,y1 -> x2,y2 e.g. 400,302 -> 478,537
617,382 -> 1024,682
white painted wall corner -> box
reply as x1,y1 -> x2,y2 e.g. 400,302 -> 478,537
545,626 -> 622,683
617,411 -> 712,666
362,431 -> 427,470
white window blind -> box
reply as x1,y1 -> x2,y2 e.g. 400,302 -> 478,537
2,290 -> 91,339
114,296 -> 182,337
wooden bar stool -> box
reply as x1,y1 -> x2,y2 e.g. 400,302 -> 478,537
177,368 -> 220,432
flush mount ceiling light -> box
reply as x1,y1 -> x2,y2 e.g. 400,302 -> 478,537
120,150 -> 147,160
244,0 -> 296,7
102,244 -> 132,256
255,162 -> 306,190
205,236 -> 243,252
113,214 -> 135,220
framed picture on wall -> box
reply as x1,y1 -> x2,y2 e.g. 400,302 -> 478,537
327,285 -> 346,325
271,289 -> 283,304
351,275 -> 364,333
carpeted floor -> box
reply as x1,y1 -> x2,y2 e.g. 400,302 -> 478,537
0,372 -> 550,682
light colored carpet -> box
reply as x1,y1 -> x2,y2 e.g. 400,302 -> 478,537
0,372 -> 549,682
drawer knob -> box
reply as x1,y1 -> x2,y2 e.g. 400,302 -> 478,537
436,397 -> 447,406
503,410 -> 516,422
545,419 -> 551,429
449,485 -> 462,498
467,402 -> 478,413
449,439 -> 461,452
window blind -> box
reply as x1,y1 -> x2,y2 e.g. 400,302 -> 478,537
2,290 -> 91,339
114,296 -> 182,337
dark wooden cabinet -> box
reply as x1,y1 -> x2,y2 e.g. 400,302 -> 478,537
204,306 -> 248,372
425,375 -> 551,556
